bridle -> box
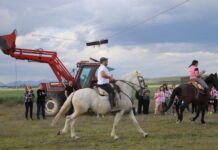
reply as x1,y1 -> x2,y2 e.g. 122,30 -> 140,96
118,75 -> 145,91
116,75 -> 146,103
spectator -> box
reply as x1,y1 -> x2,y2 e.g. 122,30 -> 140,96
154,86 -> 165,115
214,88 -> 218,113
136,88 -> 144,114
169,84 -> 177,114
65,80 -> 76,115
143,88 -> 150,114
136,86 -> 150,115
162,84 -> 170,113
208,86 -> 215,115
37,84 -> 47,120
24,86 -> 34,120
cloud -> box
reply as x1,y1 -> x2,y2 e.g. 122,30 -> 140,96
0,0 -> 218,83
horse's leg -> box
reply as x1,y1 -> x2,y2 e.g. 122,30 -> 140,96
57,115 -> 71,135
179,106 -> 185,123
111,110 -> 125,140
70,118 -> 79,140
129,110 -> 148,137
191,105 -> 200,121
176,101 -> 181,123
201,105 -> 206,124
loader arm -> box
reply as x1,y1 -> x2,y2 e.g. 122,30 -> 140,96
0,30 -> 74,82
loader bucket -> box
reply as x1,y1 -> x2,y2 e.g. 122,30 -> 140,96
0,30 -> 16,54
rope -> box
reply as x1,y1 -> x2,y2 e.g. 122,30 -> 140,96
107,0 -> 191,39
14,59 -> 19,95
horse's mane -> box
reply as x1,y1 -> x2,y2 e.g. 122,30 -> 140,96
122,70 -> 143,80
205,73 -> 217,85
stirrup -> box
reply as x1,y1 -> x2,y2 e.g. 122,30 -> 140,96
111,107 -> 121,113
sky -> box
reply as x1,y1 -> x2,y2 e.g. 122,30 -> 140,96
0,0 -> 218,83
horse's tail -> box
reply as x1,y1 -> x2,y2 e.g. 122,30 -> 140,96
165,87 -> 182,112
51,93 -> 74,126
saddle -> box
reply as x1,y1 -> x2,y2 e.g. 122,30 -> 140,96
96,87 -> 108,96
94,84 -> 121,96
190,80 -> 204,90
189,80 -> 205,96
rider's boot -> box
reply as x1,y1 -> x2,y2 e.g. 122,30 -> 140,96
109,94 -> 120,113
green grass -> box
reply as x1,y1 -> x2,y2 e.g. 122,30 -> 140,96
0,104 -> 218,150
0,85 -> 160,105
0,87 -> 218,150
0,88 -> 39,105
0,88 -> 25,104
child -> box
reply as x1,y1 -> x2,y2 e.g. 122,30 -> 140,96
154,86 -> 165,115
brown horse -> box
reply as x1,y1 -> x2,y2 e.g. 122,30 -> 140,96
165,73 -> 218,124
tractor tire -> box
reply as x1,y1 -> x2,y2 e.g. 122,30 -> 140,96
45,97 -> 61,116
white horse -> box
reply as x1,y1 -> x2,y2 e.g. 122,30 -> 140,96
51,70 -> 148,140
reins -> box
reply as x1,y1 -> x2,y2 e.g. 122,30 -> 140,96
115,78 -> 145,104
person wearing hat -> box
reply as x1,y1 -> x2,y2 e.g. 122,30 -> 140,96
97,57 -> 120,112
189,60 -> 208,90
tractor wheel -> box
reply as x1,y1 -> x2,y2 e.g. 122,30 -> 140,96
45,97 -> 61,116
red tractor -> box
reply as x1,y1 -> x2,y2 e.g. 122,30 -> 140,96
0,30 -> 104,116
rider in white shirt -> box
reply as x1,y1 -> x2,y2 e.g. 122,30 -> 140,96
97,57 -> 120,112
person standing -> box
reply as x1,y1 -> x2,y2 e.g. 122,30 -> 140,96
24,86 -> 34,120
136,89 -> 144,114
37,84 -> 47,120
162,84 -> 170,113
154,86 -> 165,115
143,88 -> 150,114
208,87 -> 215,115
97,57 -> 120,112
214,88 -> 218,113
65,80 -> 75,115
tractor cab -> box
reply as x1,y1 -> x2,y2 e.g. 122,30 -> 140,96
75,60 -> 100,89
75,59 -> 114,89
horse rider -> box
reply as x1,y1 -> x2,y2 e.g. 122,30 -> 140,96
189,60 -> 208,91
97,57 -> 120,112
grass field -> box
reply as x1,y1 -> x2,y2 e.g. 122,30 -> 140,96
0,88 -> 27,104
0,104 -> 218,150
0,85 -> 159,104
1,86 -> 218,150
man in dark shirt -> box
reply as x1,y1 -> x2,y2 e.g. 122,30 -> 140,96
65,81 -> 75,115
37,84 -> 47,119
136,87 -> 150,115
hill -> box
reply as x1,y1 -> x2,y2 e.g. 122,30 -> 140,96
2,79 -> 55,87
145,76 -> 189,84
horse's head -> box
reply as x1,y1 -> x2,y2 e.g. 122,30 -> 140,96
206,73 -> 218,90
123,70 -> 146,91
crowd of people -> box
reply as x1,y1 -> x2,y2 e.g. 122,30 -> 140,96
24,81 -> 75,120
153,84 -> 175,115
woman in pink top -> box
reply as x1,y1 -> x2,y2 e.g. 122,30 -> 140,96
189,60 -> 208,90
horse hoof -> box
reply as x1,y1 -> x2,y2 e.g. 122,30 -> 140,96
201,121 -> 206,124
72,136 -> 80,140
176,120 -> 181,124
57,131 -> 61,135
113,136 -> 119,140
143,133 -> 149,138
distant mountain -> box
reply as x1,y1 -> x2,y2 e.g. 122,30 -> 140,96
5,79 -> 55,87
145,76 -> 189,84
